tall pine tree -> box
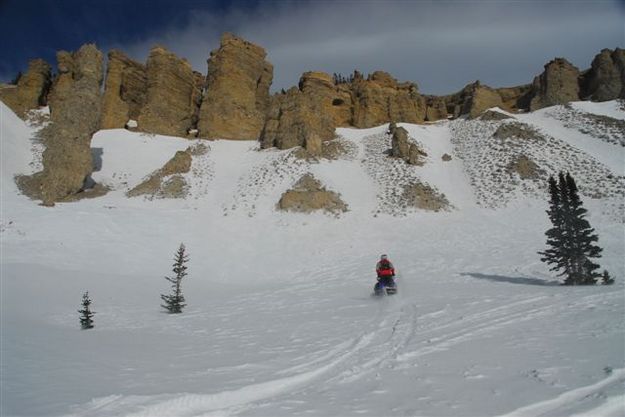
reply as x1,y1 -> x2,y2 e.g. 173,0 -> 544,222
78,291 -> 95,329
539,172 -> 603,285
161,243 -> 189,313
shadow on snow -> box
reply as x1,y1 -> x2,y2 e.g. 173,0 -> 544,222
461,272 -> 561,286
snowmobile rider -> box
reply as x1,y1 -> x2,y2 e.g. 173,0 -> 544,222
375,254 -> 396,289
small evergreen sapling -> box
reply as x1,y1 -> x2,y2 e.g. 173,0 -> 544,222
601,270 -> 614,285
78,291 -> 95,329
161,243 -> 189,313
538,172 -> 604,285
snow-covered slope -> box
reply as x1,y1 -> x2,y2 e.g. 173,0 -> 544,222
1,101 -> 624,417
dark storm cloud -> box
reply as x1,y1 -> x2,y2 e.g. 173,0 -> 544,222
5,1 -> 624,94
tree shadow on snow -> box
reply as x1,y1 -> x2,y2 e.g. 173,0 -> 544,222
461,272 -> 561,286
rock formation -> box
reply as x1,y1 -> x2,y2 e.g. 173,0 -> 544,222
100,50 -> 147,129
391,126 -> 426,166
493,122 -> 542,141
478,110 -> 513,121
507,155 -> 541,180
352,71 -> 426,127
261,70 -> 430,150
529,58 -> 581,111
260,83 -> 336,150
494,84 -> 533,112
198,33 -> 273,140
425,96 -> 447,121
127,148 -> 192,198
401,182 -> 449,211
17,44 -> 104,205
444,81 -> 506,119
582,48 -> 625,101
138,46 -> 201,137
299,71 -> 353,126
278,173 -> 347,214
0,59 -> 51,118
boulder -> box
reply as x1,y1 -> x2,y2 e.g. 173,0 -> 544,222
138,46 -> 200,137
391,126 -> 411,160
529,58 -> 581,111
100,50 -> 147,129
582,48 -> 625,101
391,126 -> 426,166
17,44 -> 104,205
278,173 -> 347,214
0,59 -> 52,118
198,33 -> 273,140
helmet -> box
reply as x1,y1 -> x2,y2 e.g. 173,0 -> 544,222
380,254 -> 388,260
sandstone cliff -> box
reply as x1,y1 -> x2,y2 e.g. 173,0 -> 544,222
198,33 -> 273,140
100,50 -> 147,129
529,58 -> 581,111
582,48 -> 625,101
137,46 -> 201,137
0,59 -> 51,118
260,76 -> 336,150
352,71 -> 426,127
18,44 -> 104,205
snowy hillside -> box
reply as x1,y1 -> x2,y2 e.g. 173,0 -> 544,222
1,100 -> 624,417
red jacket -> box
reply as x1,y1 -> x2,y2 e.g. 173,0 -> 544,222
376,260 -> 395,277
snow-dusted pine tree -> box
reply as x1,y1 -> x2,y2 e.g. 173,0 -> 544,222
539,172 -> 603,285
601,270 -> 614,285
161,243 -> 189,313
78,291 -> 95,329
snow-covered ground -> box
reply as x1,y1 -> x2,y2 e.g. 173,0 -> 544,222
1,101 -> 624,417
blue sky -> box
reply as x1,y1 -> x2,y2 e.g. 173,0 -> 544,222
1,0 -> 624,94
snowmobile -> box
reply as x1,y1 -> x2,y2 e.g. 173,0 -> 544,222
373,276 -> 397,296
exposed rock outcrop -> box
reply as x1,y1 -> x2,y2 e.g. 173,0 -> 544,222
261,70 -> 430,151
100,50 -> 147,129
127,148 -> 192,198
507,155 -> 542,179
493,122 -> 543,141
479,110 -> 513,121
494,84 -> 533,111
198,33 -> 273,140
0,59 -> 51,117
278,173 -> 347,214
401,182 -> 449,211
138,46 -> 201,137
425,96 -> 448,121
391,126 -> 426,166
299,71 -> 353,126
260,83 -> 336,150
443,81 -> 504,119
17,44 -> 104,205
582,48 -> 625,101
352,71 -> 426,127
529,58 -> 580,111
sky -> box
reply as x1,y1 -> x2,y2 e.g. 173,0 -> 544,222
0,0 -> 624,95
